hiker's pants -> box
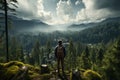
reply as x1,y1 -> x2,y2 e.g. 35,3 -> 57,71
57,57 -> 64,73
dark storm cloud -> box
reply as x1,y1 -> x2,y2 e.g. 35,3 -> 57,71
94,0 -> 120,11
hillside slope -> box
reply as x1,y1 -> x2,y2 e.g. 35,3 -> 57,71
78,17 -> 120,43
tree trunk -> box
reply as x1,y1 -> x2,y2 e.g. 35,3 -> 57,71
4,0 -> 9,62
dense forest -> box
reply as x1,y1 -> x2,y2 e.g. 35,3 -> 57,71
7,18 -> 120,52
0,0 -> 120,80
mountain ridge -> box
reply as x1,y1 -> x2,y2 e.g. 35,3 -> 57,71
1,12 -> 120,34
68,17 -> 120,30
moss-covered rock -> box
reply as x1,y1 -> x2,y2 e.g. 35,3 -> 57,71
25,64 -> 40,73
29,71 -> 40,79
0,61 -> 54,80
0,61 -> 25,80
1,62 -> 102,80
83,70 -> 102,80
4,61 -> 24,67
5,65 -> 20,79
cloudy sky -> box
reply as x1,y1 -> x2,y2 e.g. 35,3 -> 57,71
16,0 -> 120,25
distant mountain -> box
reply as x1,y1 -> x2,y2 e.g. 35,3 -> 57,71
69,23 -> 96,28
100,17 -> 120,24
68,17 -> 120,31
77,17 -> 120,43
0,13 -> 50,33
9,15 -> 50,33
67,22 -> 97,31
6,16 -> 120,51
1,12 -> 120,35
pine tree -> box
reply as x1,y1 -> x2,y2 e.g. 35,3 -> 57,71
103,38 -> 120,80
17,45 -> 24,62
89,47 -> 96,64
96,48 -> 104,65
0,34 -> 6,62
76,42 -> 84,56
0,0 -> 18,62
46,40 -> 52,60
65,39 -> 77,69
80,46 -> 91,69
31,40 -> 41,65
9,37 -> 18,60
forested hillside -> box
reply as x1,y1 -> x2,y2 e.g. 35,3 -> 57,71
9,17 -> 120,51
78,18 -> 120,43
1,35 -> 120,80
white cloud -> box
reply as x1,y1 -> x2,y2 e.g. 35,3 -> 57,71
55,0 -> 74,24
37,0 -> 52,21
75,0 -> 81,5
16,0 -> 52,22
16,0 -> 119,25
76,9 -> 87,21
75,0 -> 114,23
82,0 -> 95,10
17,0 -> 37,19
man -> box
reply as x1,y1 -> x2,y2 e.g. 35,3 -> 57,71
55,40 -> 66,75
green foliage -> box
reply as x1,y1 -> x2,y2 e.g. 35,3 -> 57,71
79,20 -> 120,43
65,39 -> 77,69
102,38 -> 120,80
83,70 -> 102,80
31,40 -> 41,65
78,46 -> 91,69
0,0 -> 18,11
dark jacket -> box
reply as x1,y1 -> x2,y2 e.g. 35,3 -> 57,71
55,45 -> 66,58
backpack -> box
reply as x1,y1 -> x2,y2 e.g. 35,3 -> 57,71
57,46 -> 64,58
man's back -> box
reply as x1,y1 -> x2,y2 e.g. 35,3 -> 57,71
55,45 -> 66,58
57,45 -> 64,58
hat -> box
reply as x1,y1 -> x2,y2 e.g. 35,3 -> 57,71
58,40 -> 62,43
